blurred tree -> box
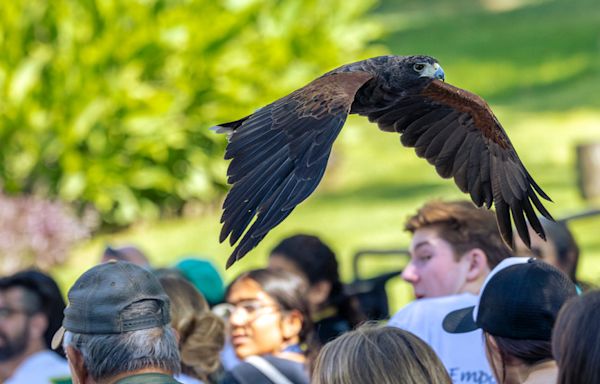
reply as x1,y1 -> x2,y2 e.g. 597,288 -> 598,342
0,0 -> 384,226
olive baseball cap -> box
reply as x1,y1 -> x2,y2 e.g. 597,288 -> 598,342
52,261 -> 170,349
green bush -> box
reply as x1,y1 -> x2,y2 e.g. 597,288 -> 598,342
0,0 -> 383,225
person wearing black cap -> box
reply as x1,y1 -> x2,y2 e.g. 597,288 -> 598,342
52,261 -> 182,384
0,269 -> 70,384
443,257 -> 577,384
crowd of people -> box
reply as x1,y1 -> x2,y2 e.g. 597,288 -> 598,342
0,199 -> 598,384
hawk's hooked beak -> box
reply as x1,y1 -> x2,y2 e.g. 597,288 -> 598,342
421,63 -> 445,81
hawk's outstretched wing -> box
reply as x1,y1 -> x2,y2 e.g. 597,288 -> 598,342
215,72 -> 374,267
366,79 -> 552,247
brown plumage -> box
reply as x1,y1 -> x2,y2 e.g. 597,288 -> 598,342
213,55 -> 553,267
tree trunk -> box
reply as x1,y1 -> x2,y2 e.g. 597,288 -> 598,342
576,143 -> 600,200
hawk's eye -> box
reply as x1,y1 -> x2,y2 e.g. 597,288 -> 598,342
413,63 -> 426,72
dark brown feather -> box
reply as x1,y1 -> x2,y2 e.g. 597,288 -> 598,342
421,80 -> 512,150
216,71 -> 373,267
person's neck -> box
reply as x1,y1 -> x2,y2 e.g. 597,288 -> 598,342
503,360 -> 555,384
461,274 -> 488,296
273,337 -> 305,364
273,350 -> 306,364
0,341 -> 46,382
97,367 -> 174,384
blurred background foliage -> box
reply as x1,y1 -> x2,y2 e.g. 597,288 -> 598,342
1,0 -> 600,310
0,193 -> 95,273
0,0 -> 382,227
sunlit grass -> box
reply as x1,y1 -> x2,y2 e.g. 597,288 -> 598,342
53,0 -> 600,313
53,109 -> 600,313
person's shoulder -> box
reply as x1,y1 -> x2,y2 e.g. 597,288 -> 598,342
175,373 -> 204,384
24,349 -> 69,367
221,360 -> 269,384
396,292 -> 478,315
222,356 -> 309,384
423,292 -> 479,308
262,355 -> 306,371
388,293 -> 478,328
5,350 -> 71,384
259,356 -> 309,384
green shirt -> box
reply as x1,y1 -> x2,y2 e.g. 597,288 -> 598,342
114,373 -> 182,384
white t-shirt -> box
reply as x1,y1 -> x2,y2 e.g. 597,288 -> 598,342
5,350 -> 71,384
388,293 -> 496,384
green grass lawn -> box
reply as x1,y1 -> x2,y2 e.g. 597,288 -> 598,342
53,0 -> 600,312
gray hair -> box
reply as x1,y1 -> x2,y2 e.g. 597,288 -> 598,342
63,300 -> 180,381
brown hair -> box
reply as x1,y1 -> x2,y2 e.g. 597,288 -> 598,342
484,333 -> 553,384
159,275 -> 225,383
312,324 -> 451,384
405,200 -> 511,268
552,290 -> 600,384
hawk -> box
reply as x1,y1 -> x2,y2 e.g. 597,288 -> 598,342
213,55 -> 553,267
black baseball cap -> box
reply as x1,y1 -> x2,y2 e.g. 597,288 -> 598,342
443,257 -> 577,340
52,261 -> 170,349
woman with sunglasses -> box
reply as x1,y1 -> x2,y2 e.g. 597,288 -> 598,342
219,268 -> 317,384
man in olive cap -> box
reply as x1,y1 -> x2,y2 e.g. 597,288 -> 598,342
52,261 -> 182,383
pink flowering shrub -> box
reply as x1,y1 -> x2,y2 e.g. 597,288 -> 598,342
0,193 -> 97,274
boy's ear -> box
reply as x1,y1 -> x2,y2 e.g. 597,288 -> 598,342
465,248 -> 490,282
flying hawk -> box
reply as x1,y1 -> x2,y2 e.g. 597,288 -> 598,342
213,55 -> 553,267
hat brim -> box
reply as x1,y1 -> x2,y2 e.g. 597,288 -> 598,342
51,326 -> 66,350
442,306 -> 478,334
